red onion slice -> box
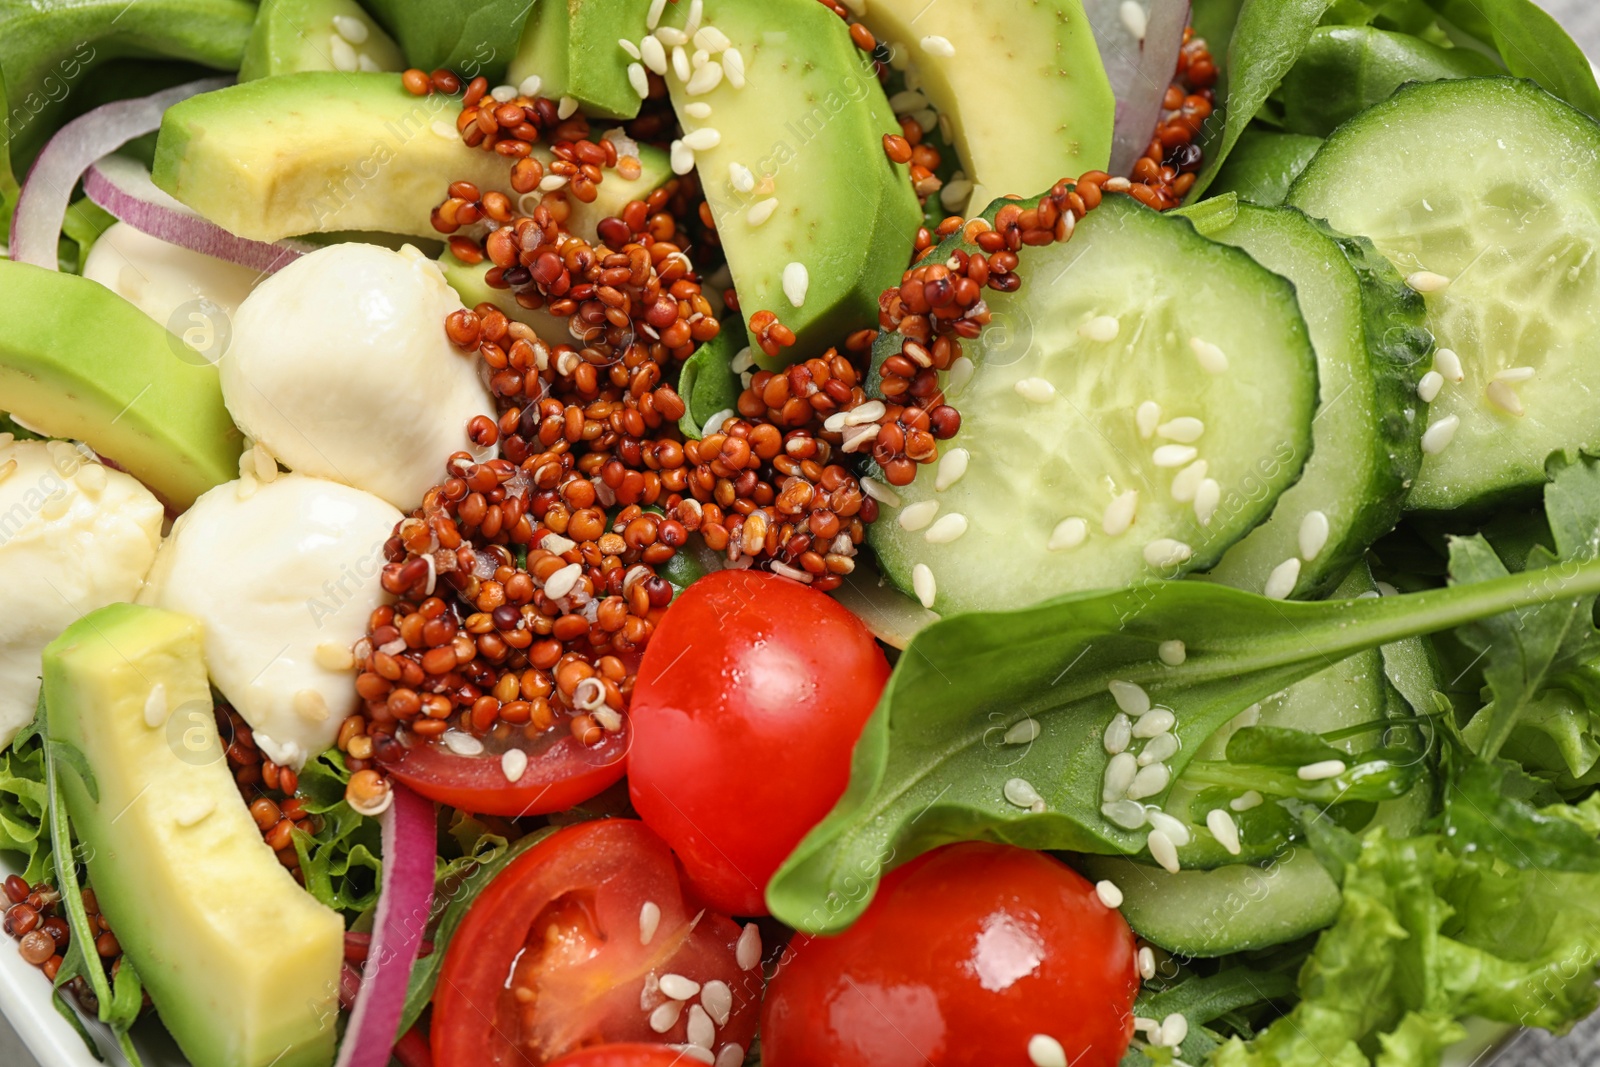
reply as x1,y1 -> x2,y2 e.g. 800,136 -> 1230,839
84,154 -> 314,274
10,77 -> 230,270
1085,0 -> 1193,176
335,783 -> 436,1067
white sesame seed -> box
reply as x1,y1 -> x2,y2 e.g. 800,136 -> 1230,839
660,973 -> 701,1000
1194,478 -> 1221,526
1094,880 -> 1124,909
647,0 -> 668,28
1487,379 -> 1524,416
315,641 -> 355,672
619,37 -> 642,59
1101,799 -> 1148,829
841,400 -> 885,426
898,499 -> 939,531
1104,713 -> 1132,755
1015,377 -> 1056,403
1148,829 -> 1181,872
1170,459 -> 1208,502
1004,777 -> 1046,812
628,62 -> 651,98
686,1004 -> 715,1049
1299,759 -> 1346,781
1048,517 -> 1089,551
1264,558 -> 1301,600
1120,0 -> 1149,40
746,197 -> 779,226
329,34 -> 359,72
640,34 -> 669,74
723,47 -> 745,87
860,477 -> 901,507
782,262 -> 809,307
431,119 -> 458,140
443,731 -> 484,756
540,174 -> 570,192
686,60 -> 724,95
912,564 -> 937,608
1417,370 -> 1444,402
1005,718 -> 1042,745
670,139 -> 696,175
333,13 -> 369,42
685,101 -> 713,119
735,923 -> 761,970
1299,510 -> 1330,561
1103,490 -> 1139,536
1126,762 -> 1171,800
1102,752 -> 1138,801
1104,176 -> 1132,193
558,95 -> 579,119
1206,808 -> 1242,855
1137,946 -> 1156,979
714,1045 -> 744,1067
1406,270 -> 1452,293
924,513 -> 968,544
1495,366 -> 1535,383
701,979 -> 733,1027
682,126 -> 721,152
947,356 -> 976,395
519,75 -> 543,97
1190,337 -> 1229,374
1109,679 -> 1151,716
1138,732 -> 1179,766
1158,417 -> 1204,443
501,748 -> 528,783
1230,790 -> 1264,811
701,409 -> 735,435
1028,1034 -> 1069,1067
935,447 -> 969,490
545,562 -> 583,599
1132,708 -> 1175,737
1152,444 -> 1198,468
639,901 -> 661,944
649,1000 -> 683,1033
490,84 -> 519,103
1421,414 -> 1461,454
1146,808 -> 1191,846
1434,347 -> 1464,382
920,34 -> 956,57
673,44 -> 692,82
655,25 -> 687,47
696,26 -> 731,51
889,89 -> 929,113
1158,640 -> 1186,666
1136,400 -> 1162,440
1135,1017 -> 1163,1038
685,0 -> 703,36
839,423 -> 880,454
144,684 -> 168,728
1160,1013 -> 1189,1048
940,179 -> 974,210
1143,539 -> 1193,568
1080,315 -> 1121,342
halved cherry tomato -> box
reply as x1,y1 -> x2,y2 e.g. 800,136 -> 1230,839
761,842 -> 1140,1067
380,724 -> 627,817
432,819 -> 760,1067
628,570 -> 891,915
545,1045 -> 709,1067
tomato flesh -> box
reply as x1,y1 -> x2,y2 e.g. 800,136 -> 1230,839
544,1046 -> 704,1067
628,570 -> 891,915
432,819 -> 759,1067
381,725 -> 627,816
761,843 -> 1140,1067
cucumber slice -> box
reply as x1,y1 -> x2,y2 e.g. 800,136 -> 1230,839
1288,78 -> 1600,511
868,196 -> 1319,614
1207,130 -> 1322,207
1203,206 -> 1432,599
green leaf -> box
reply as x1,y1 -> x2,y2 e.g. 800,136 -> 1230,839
1188,0 -> 1340,201
1226,726 -> 1346,768
767,555 -> 1600,933
1170,191 -> 1240,236
1136,967 -> 1297,1027
677,319 -> 746,440
47,738 -> 98,804
61,199 -> 116,276
1423,0 -> 1600,120
291,751 -> 382,919
1442,758 -> 1600,872
0,708 -> 54,884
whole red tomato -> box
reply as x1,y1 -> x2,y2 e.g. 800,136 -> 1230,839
761,843 -> 1141,1067
628,570 -> 891,915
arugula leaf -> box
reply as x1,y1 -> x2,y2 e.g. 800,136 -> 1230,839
677,319 -> 746,440
767,555 -> 1600,933
1441,758 -> 1600,872
1423,0 -> 1600,120
1188,0 -> 1339,201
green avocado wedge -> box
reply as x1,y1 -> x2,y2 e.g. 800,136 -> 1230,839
360,0 -> 532,83
239,0 -> 405,81
508,0 -> 653,121
0,260 -> 241,511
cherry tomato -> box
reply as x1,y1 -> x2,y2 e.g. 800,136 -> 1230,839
432,819 -> 759,1067
380,724 -> 627,817
628,570 -> 891,915
545,1046 -> 705,1067
761,842 -> 1140,1067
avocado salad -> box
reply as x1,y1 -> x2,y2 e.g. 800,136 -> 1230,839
6,1 -> 1600,1066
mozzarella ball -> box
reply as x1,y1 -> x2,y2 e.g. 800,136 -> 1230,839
139,474 -> 401,768
0,438 -> 163,747
219,243 -> 495,510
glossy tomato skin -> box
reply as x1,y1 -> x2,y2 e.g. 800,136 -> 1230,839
432,819 -> 760,1067
543,1046 -> 701,1067
629,570 -> 891,915
381,726 -> 627,816
761,843 -> 1140,1067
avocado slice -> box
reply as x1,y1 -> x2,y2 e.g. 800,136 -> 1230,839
239,0 -> 405,81
438,250 -> 572,342
361,0 -> 532,83
43,604 -> 344,1067
666,0 -> 920,367
858,0 -> 1114,207
152,73 -> 673,243
508,0 -> 652,120
0,260 -> 242,511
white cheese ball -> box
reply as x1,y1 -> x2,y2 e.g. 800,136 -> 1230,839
219,242 -> 495,510
0,439 -> 163,747
139,474 -> 401,768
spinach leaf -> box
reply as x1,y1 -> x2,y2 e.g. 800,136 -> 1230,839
1206,130 -> 1322,206
1424,0 -> 1600,119
1188,0 -> 1339,201
767,554 -> 1600,933
677,319 -> 746,440
1136,966 -> 1298,1030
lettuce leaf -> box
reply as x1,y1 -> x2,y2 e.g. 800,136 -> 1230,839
290,749 -> 383,918
0,716 -> 52,884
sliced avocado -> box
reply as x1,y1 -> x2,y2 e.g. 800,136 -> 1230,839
361,0 -> 532,83
508,0 -> 652,120
667,0 -> 920,367
0,260 -> 242,511
438,250 -> 570,342
239,0 -> 405,81
859,0 -> 1114,207
0,0 -> 256,170
153,72 -> 672,243
43,604 -> 343,1067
